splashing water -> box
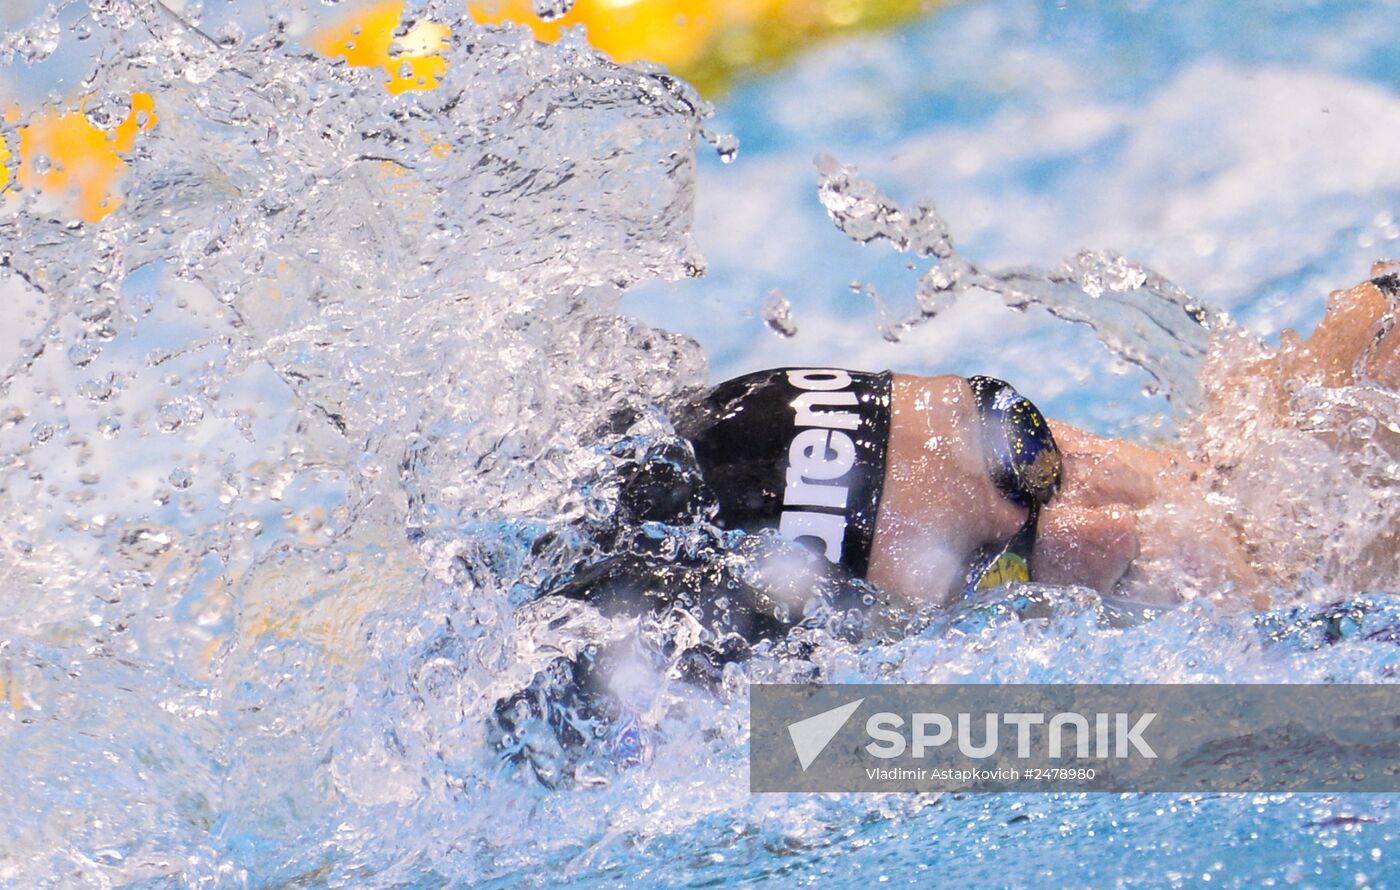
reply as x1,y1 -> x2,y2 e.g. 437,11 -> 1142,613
815,153 -> 1217,418
814,156 -> 1400,604
0,1 -> 715,881
2,2 -> 1399,887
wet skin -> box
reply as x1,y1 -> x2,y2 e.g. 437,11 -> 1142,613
865,271 -> 1398,610
867,373 -> 1177,606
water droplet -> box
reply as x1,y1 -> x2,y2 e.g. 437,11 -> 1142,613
83,96 -> 129,131
156,402 -> 184,433
78,376 -> 115,403
532,0 -> 577,22
67,339 -> 101,368
31,421 -> 55,444
9,17 -> 61,63
216,23 -> 244,47
923,265 -> 957,293
714,133 -> 739,164
761,289 -> 797,338
97,417 -> 121,439
169,467 -> 194,489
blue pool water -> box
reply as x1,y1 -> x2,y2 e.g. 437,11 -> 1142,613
1,1 -> 1399,887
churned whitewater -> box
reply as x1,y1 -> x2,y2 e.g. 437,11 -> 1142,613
1,1 -> 1398,886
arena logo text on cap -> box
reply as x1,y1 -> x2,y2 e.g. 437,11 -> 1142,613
777,369 -> 862,562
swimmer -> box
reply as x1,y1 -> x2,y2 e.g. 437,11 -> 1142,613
561,269 -> 1400,619
492,271 -> 1398,782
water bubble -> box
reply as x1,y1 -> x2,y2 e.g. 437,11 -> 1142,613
97,417 -> 121,439
31,421 -> 55,444
168,467 -> 194,489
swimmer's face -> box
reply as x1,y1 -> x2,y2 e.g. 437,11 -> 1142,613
867,375 -> 1152,605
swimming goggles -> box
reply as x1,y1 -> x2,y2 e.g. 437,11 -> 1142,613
1373,272 -> 1399,299
960,376 -> 1063,598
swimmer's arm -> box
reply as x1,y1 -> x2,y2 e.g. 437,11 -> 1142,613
1206,269 -> 1400,419
1050,271 -> 1398,609
1037,421 -> 1265,609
